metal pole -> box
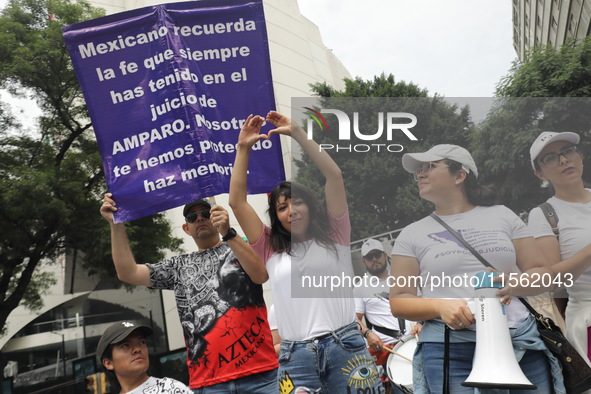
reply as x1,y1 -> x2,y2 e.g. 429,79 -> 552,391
61,333 -> 66,377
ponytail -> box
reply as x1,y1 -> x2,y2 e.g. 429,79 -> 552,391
445,159 -> 498,206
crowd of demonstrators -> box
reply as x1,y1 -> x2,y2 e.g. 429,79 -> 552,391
100,196 -> 278,393
97,321 -> 193,394
228,111 -> 382,393
527,131 -> 591,366
98,106 -> 591,393
389,144 -> 566,393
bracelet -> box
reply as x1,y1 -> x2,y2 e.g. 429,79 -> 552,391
356,322 -> 362,331
363,329 -> 372,338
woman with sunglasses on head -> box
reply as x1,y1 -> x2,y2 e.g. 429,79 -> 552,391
389,144 -> 570,393
229,111 -> 382,393
527,131 -> 591,367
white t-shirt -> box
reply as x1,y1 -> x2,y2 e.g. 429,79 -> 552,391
123,376 -> 192,394
267,304 -> 278,331
392,205 -> 531,328
528,191 -> 591,301
251,210 -> 356,341
354,275 -> 403,344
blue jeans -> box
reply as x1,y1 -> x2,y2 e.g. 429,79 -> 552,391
420,342 -> 552,393
277,322 -> 384,393
191,368 -> 277,393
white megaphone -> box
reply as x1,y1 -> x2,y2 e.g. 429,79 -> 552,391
462,271 -> 536,390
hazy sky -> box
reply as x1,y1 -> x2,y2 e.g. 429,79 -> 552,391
297,0 -> 517,97
0,0 -> 518,130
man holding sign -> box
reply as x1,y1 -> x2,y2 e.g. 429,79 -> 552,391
100,194 -> 278,392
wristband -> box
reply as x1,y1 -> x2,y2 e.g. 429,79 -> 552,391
222,228 -> 237,242
363,329 -> 373,338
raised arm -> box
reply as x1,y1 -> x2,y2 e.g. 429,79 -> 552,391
210,205 -> 268,284
100,193 -> 152,287
266,111 -> 346,218
229,115 -> 266,244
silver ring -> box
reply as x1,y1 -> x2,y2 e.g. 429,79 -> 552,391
458,322 -> 463,327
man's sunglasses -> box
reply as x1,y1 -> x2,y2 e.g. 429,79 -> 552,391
364,250 -> 384,260
185,209 -> 211,223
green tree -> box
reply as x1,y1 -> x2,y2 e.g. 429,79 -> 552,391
497,38 -> 591,97
0,0 -> 182,374
297,74 -> 474,241
471,39 -> 591,214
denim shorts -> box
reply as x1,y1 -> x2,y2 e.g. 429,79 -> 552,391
277,322 -> 383,393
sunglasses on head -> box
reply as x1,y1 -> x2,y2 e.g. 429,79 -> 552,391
185,209 -> 211,223
364,250 -> 383,260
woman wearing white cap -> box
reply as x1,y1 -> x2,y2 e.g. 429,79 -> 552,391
527,131 -> 591,367
389,144 -> 568,393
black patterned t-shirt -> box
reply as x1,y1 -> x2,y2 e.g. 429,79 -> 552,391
146,243 -> 278,389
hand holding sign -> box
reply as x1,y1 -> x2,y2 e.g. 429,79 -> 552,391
209,205 -> 230,237
100,193 -> 118,225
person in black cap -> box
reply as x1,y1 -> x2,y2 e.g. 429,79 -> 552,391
97,320 -> 192,393
100,195 -> 278,392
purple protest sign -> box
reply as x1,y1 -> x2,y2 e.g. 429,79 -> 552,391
62,0 -> 284,223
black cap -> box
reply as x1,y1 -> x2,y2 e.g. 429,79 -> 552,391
183,199 -> 212,217
97,321 -> 153,362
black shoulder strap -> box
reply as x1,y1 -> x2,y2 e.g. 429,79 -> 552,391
538,202 -> 559,239
429,213 -> 540,317
429,213 -> 496,270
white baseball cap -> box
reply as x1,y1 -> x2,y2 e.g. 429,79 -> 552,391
402,144 -> 479,178
529,131 -> 580,170
361,238 -> 384,257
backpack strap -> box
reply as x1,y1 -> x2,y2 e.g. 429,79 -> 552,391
538,202 -> 559,239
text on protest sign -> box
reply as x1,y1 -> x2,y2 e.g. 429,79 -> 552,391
62,0 -> 285,223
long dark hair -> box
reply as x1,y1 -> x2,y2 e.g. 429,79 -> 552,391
445,159 -> 498,206
267,181 -> 336,254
